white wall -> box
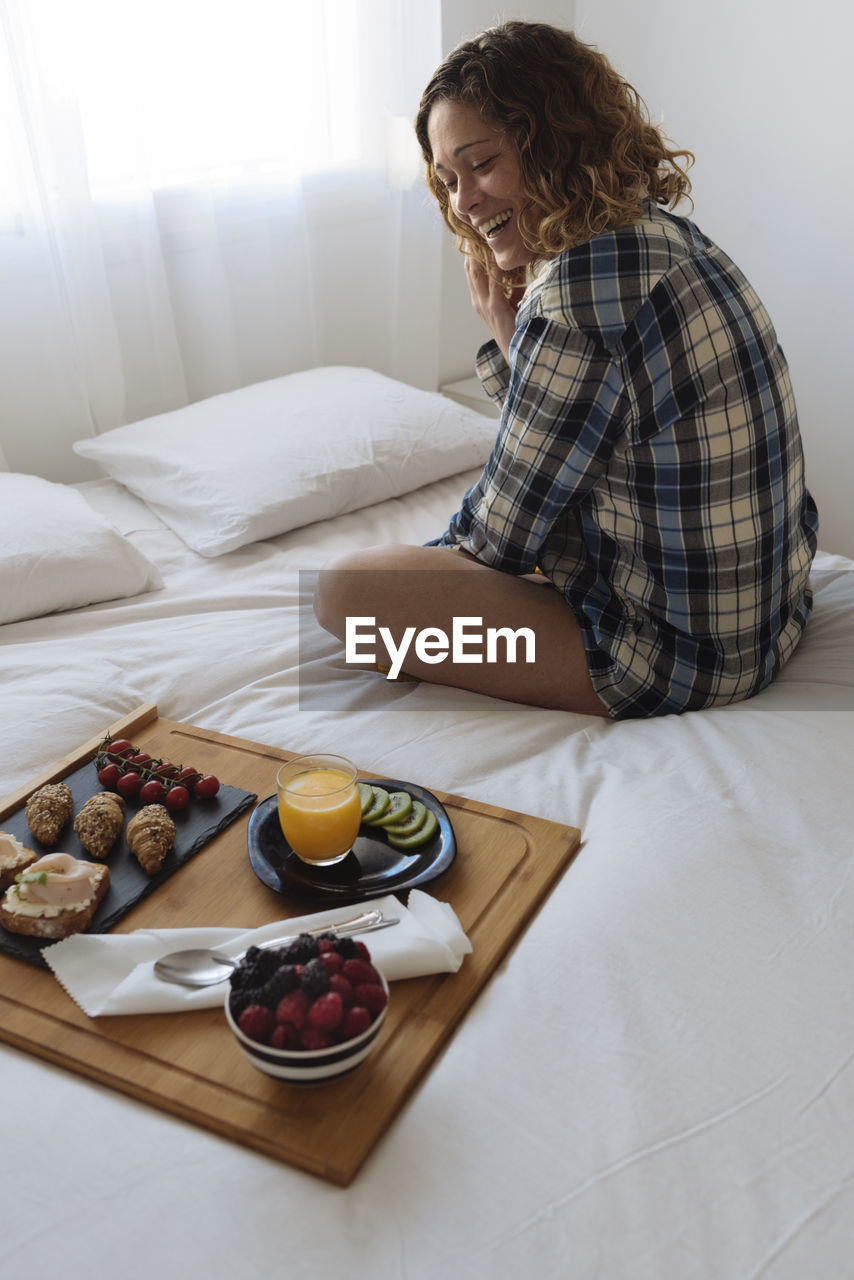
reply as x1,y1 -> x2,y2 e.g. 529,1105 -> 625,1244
436,0 -> 854,555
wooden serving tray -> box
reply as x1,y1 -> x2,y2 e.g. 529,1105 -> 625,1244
0,705 -> 581,1185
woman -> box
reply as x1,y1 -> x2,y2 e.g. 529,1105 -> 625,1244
314,20 -> 818,719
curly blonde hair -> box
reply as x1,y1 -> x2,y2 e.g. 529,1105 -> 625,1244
415,21 -> 694,277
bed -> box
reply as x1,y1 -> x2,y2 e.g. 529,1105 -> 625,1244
2,366 -> 853,1279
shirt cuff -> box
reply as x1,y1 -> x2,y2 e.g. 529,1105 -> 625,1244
475,340 -> 510,403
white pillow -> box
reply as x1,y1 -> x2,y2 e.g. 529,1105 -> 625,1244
72,367 -> 497,556
0,473 -> 163,625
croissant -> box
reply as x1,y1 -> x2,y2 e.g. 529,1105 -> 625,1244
126,804 -> 176,875
26,782 -> 74,846
73,791 -> 125,859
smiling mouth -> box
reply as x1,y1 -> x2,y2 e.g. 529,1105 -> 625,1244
480,210 -> 512,239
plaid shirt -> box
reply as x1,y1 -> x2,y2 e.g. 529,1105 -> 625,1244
434,203 -> 819,717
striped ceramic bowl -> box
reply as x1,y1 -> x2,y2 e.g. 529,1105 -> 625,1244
224,972 -> 389,1084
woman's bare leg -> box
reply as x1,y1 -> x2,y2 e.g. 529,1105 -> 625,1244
313,543 -> 610,717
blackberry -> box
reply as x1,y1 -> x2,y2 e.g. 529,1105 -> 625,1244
330,934 -> 359,959
260,964 -> 300,1005
277,933 -> 320,965
239,946 -> 282,985
229,961 -> 265,991
300,956 -> 330,998
259,944 -> 300,971
229,985 -> 266,1019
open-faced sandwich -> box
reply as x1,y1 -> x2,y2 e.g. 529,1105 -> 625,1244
0,852 -> 109,940
0,831 -> 38,893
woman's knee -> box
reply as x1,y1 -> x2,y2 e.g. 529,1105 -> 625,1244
313,556 -> 356,639
313,543 -> 414,638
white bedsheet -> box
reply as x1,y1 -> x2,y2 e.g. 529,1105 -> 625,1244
2,475 -> 853,1279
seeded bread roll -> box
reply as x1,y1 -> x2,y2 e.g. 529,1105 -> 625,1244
73,791 -> 125,859
25,782 -> 74,845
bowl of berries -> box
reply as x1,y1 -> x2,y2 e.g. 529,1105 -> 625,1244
224,931 -> 389,1083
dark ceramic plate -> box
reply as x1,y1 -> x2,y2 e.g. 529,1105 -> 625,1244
247,779 -> 456,901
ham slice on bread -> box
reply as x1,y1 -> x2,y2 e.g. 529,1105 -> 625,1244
0,832 -> 38,893
0,852 -> 109,939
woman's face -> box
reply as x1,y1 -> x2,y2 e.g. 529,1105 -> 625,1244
427,99 -> 532,273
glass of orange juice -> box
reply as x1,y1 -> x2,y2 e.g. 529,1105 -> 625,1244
276,754 -> 362,866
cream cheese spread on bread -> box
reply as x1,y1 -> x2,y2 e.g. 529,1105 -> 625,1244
0,832 -> 35,872
4,852 -> 104,918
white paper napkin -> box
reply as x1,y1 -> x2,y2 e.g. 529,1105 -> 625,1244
43,890 -> 472,1017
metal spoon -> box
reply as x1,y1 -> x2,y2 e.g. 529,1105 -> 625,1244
153,909 -> 398,988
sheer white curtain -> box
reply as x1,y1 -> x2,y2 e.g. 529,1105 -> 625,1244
0,0 -> 443,481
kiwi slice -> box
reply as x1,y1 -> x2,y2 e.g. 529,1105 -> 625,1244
370,790 -> 414,828
382,799 -> 427,838
358,782 -> 375,816
387,808 -> 439,850
360,786 -> 390,823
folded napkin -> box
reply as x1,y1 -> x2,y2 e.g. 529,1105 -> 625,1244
44,890 -> 472,1017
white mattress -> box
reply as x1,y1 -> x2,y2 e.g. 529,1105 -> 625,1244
3,474 -> 853,1279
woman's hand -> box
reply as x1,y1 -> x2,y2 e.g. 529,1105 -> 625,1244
464,252 -> 526,365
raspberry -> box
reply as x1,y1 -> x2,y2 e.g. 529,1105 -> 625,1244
353,940 -> 371,961
316,936 -> 336,953
275,988 -> 310,1029
319,950 -> 344,975
354,982 -> 388,1014
341,958 -> 379,985
270,1022 -> 299,1050
237,1004 -> 276,1044
300,956 -> 330,997
328,974 -> 355,1006
341,1005 -> 371,1039
308,991 -> 343,1031
300,1027 -> 332,1050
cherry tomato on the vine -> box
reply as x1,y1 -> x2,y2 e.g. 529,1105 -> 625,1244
97,763 -> 121,788
193,774 -> 220,800
96,735 -> 224,809
117,770 -> 142,797
164,785 -> 190,811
